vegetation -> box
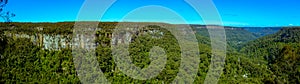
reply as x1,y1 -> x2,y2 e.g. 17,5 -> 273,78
192,25 -> 260,50
0,22 -> 299,83
241,27 -> 300,83
0,0 -> 15,22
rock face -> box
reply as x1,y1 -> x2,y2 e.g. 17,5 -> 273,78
5,32 -> 72,50
4,27 -> 165,50
42,34 -> 70,50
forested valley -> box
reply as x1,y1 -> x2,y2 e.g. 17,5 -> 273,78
0,22 -> 299,83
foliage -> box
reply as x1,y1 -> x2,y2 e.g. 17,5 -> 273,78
0,22 -> 299,83
0,0 -> 15,22
241,27 -> 300,83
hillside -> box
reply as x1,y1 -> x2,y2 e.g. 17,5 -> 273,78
243,27 -> 281,37
241,27 -> 300,59
191,25 -> 260,49
241,27 -> 300,83
0,22 -> 279,83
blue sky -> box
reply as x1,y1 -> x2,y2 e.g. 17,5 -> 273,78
5,0 -> 300,27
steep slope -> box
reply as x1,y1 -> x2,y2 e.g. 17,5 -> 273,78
240,27 -> 300,83
241,27 -> 300,60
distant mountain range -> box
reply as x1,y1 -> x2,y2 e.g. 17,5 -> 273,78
190,24 -> 282,37
243,27 -> 282,37
190,25 -> 283,49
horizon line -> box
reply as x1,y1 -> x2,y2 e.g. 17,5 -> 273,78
2,21 -> 299,28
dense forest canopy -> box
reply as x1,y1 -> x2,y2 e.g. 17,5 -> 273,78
0,22 -> 299,83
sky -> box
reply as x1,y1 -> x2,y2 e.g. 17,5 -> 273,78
4,0 -> 300,27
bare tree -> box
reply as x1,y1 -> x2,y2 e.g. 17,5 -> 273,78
0,0 -> 15,22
